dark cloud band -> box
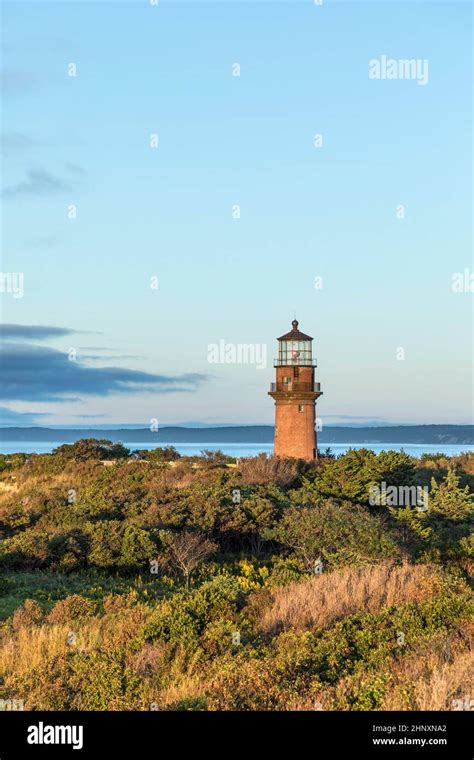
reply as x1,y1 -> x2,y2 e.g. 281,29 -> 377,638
0,342 -> 208,402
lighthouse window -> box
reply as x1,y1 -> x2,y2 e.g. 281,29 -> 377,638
278,338 -> 313,366
283,376 -> 291,384
298,405 -> 304,412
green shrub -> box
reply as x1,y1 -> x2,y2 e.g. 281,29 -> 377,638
52,439 -> 130,461
69,651 -> 141,710
164,696 -> 207,711
143,576 -> 243,650
47,594 -> 97,624
119,526 -> 156,571
265,501 -> 399,571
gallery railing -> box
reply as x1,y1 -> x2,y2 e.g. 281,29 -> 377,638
269,382 -> 321,393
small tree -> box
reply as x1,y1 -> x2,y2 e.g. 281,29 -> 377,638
425,468 -> 474,560
166,531 -> 217,590
200,449 -> 235,466
52,438 -> 130,461
388,468 -> 474,561
429,468 -> 474,519
133,447 -> 181,462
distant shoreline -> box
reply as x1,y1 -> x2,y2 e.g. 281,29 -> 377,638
0,425 -> 472,445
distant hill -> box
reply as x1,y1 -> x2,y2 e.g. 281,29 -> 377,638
0,425 -> 472,445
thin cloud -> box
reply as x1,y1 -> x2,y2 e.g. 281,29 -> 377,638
65,162 -> 86,175
0,324 -> 80,341
2,167 -> 72,198
81,354 -> 143,361
1,131 -> 36,153
79,346 -> 117,351
0,68 -> 35,94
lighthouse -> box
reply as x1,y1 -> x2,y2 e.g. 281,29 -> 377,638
268,320 -> 322,460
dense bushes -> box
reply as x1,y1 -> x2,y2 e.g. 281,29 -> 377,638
1,563 -> 472,711
1,445 -> 472,572
0,444 -> 472,711
310,449 -> 416,503
204,581 -> 473,710
265,500 -> 399,570
143,576 -> 244,650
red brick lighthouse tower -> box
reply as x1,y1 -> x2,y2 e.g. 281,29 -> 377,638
268,320 -> 322,460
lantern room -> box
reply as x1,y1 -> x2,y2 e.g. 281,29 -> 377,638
275,320 -> 316,367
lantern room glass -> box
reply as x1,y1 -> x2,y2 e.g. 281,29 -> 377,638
278,339 -> 313,366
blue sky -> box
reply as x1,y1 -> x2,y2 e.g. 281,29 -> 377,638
1,0 -> 472,426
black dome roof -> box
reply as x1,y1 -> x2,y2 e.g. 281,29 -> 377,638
277,320 -> 313,342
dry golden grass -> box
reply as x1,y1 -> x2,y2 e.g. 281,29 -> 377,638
453,452 -> 474,475
238,454 -> 299,487
385,651 -> 474,711
288,626 -> 474,712
0,621 -> 104,677
126,643 -> 207,709
0,605 -> 149,680
259,562 -> 439,636
136,673 -> 206,710
382,625 -> 474,711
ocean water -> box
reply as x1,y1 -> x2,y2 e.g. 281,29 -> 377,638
0,442 -> 473,458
